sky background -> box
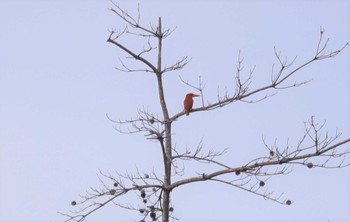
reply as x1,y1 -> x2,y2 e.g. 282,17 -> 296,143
1,0 -> 350,222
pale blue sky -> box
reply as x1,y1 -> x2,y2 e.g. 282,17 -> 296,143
1,1 -> 350,222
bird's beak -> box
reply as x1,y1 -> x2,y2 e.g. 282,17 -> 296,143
193,94 -> 200,97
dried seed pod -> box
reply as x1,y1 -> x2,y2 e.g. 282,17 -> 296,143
259,181 -> 265,187
307,162 -> 313,168
140,189 -> 146,198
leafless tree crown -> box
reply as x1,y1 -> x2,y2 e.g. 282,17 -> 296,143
61,3 -> 350,222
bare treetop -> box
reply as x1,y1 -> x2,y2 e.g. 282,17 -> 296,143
61,4 -> 350,222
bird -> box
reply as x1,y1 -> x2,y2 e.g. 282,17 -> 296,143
184,93 -> 200,116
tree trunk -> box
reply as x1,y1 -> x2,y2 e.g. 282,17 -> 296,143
155,17 -> 171,222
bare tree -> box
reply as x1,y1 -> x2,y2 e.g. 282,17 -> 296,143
61,4 -> 350,222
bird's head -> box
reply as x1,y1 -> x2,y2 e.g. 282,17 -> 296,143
186,93 -> 200,98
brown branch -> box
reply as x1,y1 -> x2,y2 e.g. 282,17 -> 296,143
169,124 -> 350,190
107,32 -> 158,73
170,31 -> 349,121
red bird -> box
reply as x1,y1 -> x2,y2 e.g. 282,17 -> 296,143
184,93 -> 200,116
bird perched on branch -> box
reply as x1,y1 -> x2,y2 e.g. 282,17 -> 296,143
184,93 -> 200,116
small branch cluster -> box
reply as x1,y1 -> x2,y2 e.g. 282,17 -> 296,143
107,2 -> 190,76
263,116 -> 350,169
60,169 -> 176,222
106,107 -> 164,141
